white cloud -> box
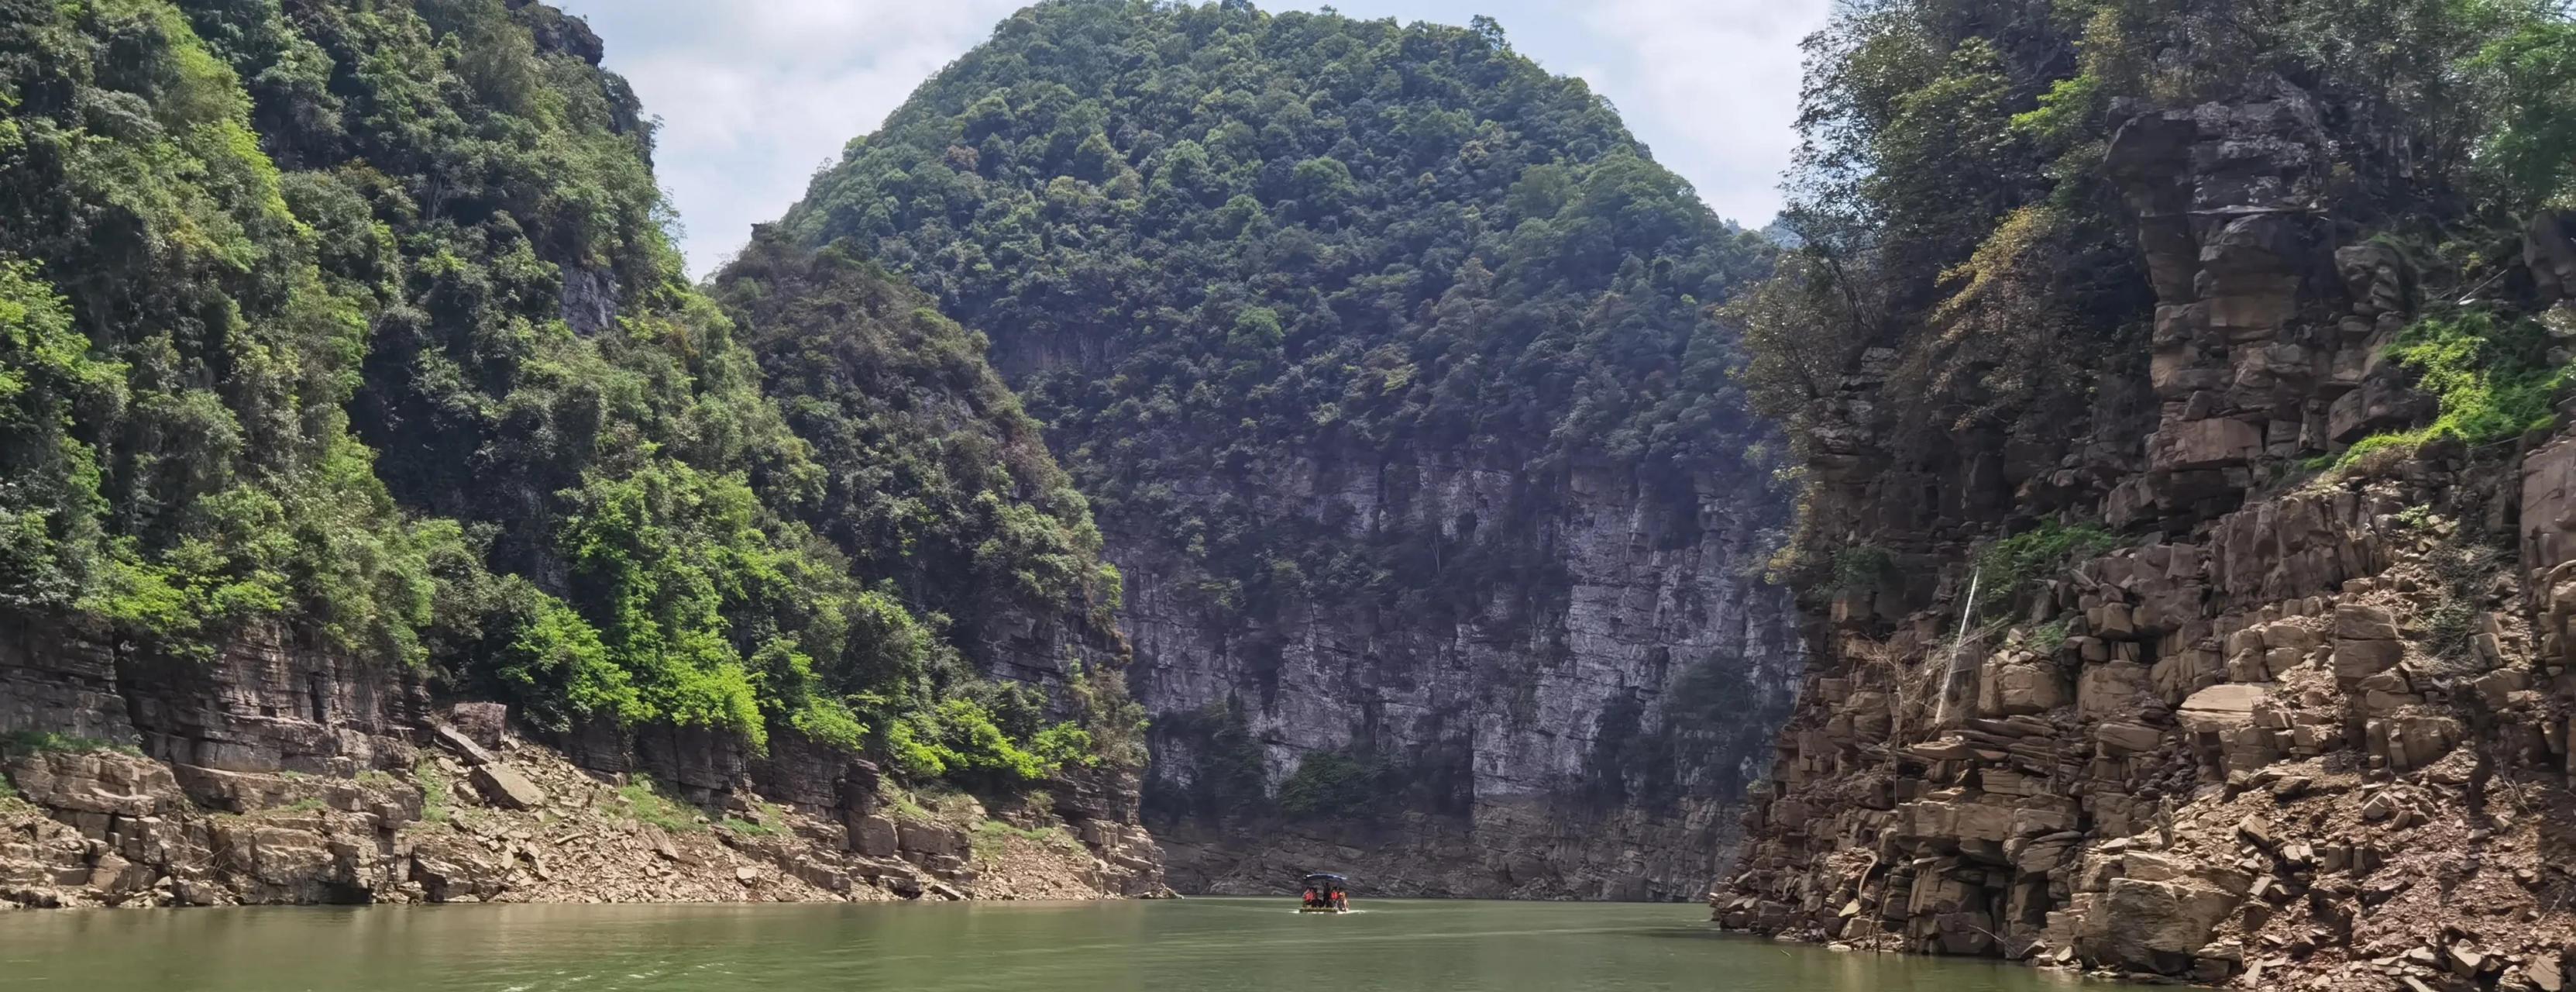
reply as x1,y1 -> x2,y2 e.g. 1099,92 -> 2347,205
1573,0 -> 1831,228
559,0 -> 1027,275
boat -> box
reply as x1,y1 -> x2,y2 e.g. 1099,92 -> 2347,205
1298,873 -> 1352,913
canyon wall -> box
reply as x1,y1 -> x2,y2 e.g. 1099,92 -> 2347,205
1718,66 -> 2576,990
1133,456 -> 1799,901
776,0 -> 1804,899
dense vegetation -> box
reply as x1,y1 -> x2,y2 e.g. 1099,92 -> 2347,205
780,0 -> 1779,626
1735,0 -> 2576,581
0,0 -> 1134,784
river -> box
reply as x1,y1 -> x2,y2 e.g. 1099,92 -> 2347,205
0,898 -> 2107,991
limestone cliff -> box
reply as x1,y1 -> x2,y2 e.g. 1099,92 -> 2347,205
1716,11 -> 2576,988
776,0 -> 1804,900
1137,456 -> 1800,901
0,625 -> 1166,908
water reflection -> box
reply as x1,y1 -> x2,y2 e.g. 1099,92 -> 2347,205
0,898 -> 2126,992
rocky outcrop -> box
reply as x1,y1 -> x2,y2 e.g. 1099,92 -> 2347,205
0,628 -> 1168,909
1133,453 -> 1801,901
1723,472 -> 2576,986
1718,82 -> 2576,990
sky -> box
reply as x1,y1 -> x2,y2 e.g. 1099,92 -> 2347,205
557,0 -> 1834,277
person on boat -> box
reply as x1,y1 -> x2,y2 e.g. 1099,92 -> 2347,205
1332,888 -> 1347,911
1302,887 -> 1318,908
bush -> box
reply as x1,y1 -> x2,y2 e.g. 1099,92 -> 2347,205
2329,310 -> 2564,472
1277,749 -> 1385,818
1828,546 -> 1897,592
412,760 -> 453,824
1972,522 -> 2121,615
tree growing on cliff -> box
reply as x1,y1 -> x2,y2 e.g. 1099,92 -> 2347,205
0,0 -> 1134,785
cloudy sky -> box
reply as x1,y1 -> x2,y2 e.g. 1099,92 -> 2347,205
557,0 -> 1833,277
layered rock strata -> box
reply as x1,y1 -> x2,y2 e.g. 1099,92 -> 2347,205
0,629 -> 1167,909
1136,456 -> 1802,901
1717,86 -> 2576,990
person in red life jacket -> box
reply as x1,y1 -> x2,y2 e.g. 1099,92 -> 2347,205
1302,887 -> 1318,908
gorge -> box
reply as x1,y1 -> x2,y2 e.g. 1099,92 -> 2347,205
0,0 -> 1799,913
7,2 -> 2574,990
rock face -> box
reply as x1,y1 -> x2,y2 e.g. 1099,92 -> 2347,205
1133,454 -> 1802,901
1716,79 -> 2576,990
0,627 -> 1169,909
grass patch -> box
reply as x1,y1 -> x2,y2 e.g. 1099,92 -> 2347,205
413,760 -> 452,824
886,784 -> 972,823
888,791 -> 934,822
266,797 -> 326,815
2321,310 -> 2564,474
2027,618 -> 2070,652
354,769 -> 401,788
1,730 -> 142,757
1972,522 -> 2121,614
970,819 -> 1070,862
0,773 -> 19,804
721,801 -> 790,837
616,774 -> 705,833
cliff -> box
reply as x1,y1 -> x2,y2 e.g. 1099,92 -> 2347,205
1137,455 -> 1799,900
777,0 -> 1800,899
0,623 -> 1163,908
0,0 -> 1161,907
1717,2 -> 2576,988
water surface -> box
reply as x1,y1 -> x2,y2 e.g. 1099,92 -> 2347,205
0,898 -> 2108,991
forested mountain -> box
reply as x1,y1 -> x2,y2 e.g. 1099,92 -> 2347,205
772,0 -> 1800,898
784,1 -> 1779,618
0,0 -> 1134,795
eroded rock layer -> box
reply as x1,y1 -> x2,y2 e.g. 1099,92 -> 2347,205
0,629 -> 1167,909
1136,457 -> 1800,901
1718,71 -> 2576,991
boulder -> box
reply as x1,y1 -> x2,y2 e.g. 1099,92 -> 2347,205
2151,418 -> 2262,472
2079,663 -> 2156,720
896,820 -> 963,858
468,763 -> 546,810
2100,877 -> 2241,974
2178,684 -> 2268,731
2096,722 -> 2165,755
2327,374 -> 2430,444
851,814 -> 900,858
445,703 -> 510,748
1990,664 -> 2065,715
2334,604 -> 2399,640
2334,639 -> 2404,678
431,724 -> 496,766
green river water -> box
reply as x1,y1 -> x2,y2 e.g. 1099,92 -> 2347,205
0,898 -> 2108,991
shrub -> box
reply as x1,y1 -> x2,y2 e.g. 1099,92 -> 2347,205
1972,523 -> 2121,615
2329,311 -> 2564,472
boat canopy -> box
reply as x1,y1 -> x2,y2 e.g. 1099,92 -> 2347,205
1302,873 -> 1348,883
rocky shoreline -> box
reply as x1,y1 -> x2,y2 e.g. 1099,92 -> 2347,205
0,624 -> 1168,911
1,718 -> 1170,910
1712,82 -> 2576,992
